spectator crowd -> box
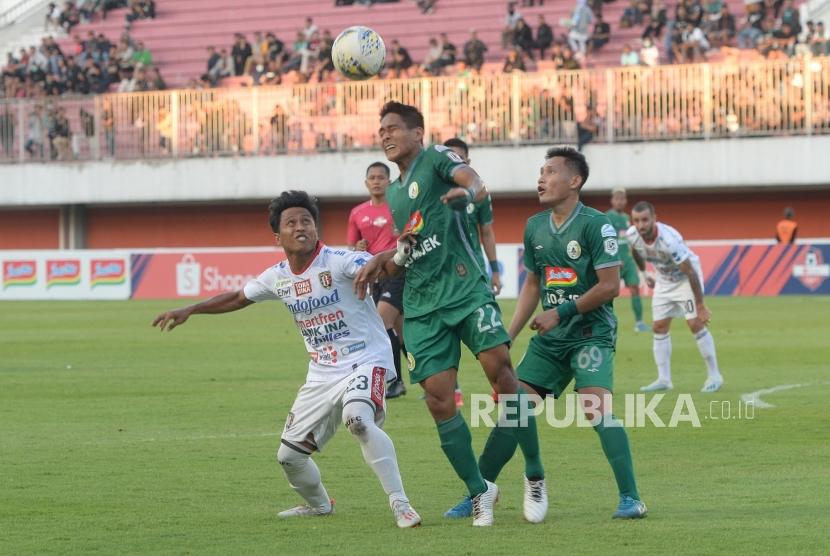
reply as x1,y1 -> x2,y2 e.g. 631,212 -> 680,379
1,0 -> 163,99
2,0 -> 829,100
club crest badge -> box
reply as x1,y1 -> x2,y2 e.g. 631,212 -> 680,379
567,240 -> 582,260
318,271 -> 333,289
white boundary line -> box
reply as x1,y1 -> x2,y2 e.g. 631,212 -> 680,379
740,383 -> 811,409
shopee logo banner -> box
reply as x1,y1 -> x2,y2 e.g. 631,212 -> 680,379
130,250 -> 286,299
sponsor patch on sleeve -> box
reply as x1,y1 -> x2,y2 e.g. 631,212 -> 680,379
601,223 -> 617,238
604,238 -> 619,256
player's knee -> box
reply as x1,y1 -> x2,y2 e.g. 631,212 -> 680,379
652,321 -> 670,334
491,367 -> 518,394
423,392 -> 455,420
277,442 -> 309,467
343,404 -> 374,438
345,415 -> 368,437
688,319 -> 705,333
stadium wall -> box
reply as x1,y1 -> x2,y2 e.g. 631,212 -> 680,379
2,136 -> 830,206
3,190 -> 830,250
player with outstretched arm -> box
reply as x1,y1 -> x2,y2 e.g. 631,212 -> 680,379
152,191 -> 421,528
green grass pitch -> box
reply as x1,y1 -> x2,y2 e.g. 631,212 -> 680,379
1,297 -> 829,554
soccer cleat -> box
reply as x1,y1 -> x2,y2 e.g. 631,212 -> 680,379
523,476 -> 548,524
701,377 -> 723,393
454,388 -> 464,407
640,380 -> 673,392
278,499 -> 335,518
612,495 -> 648,519
443,496 -> 472,519
634,321 -> 650,333
391,499 -> 422,528
386,379 -> 407,399
471,480 -> 499,527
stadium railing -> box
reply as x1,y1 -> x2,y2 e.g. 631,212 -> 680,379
1,55 -> 828,164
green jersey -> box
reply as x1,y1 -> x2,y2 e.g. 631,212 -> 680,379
523,202 -> 621,346
465,194 -> 494,269
387,144 -> 491,318
605,208 -> 632,259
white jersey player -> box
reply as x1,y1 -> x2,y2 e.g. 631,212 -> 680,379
152,191 -> 421,528
627,201 -> 724,393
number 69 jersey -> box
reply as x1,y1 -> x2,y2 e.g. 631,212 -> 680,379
243,243 -> 395,384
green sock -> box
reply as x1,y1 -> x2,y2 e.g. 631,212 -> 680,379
631,295 -> 644,322
513,388 -> 545,480
478,422 -> 518,482
594,415 -> 640,500
437,412 -> 487,497
479,388 -> 544,482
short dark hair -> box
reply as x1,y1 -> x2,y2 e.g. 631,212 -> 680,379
443,138 -> 469,158
632,201 -> 655,215
545,146 -> 590,188
366,161 -> 390,178
268,190 -> 319,233
380,101 -> 424,130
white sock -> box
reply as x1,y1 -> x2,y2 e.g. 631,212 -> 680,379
653,333 -> 672,384
277,442 -> 331,510
343,401 -> 408,505
695,328 -> 722,380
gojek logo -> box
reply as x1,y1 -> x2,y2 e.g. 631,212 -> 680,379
46,260 -> 81,288
404,210 -> 424,235
3,260 -> 37,289
90,259 -> 126,288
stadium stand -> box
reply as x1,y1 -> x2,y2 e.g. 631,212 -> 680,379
26,0 -> 790,87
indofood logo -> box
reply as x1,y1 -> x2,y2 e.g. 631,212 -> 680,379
286,290 -> 341,315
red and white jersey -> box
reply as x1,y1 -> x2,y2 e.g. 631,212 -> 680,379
346,200 -> 397,254
243,243 -> 395,383
626,222 -> 702,285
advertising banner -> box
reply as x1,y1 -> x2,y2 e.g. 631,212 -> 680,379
130,249 -> 287,299
0,251 -> 131,300
0,242 -> 827,300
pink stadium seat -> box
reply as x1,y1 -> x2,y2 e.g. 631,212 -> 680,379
56,0 -> 758,88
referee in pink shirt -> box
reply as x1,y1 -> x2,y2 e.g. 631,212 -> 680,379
347,162 -> 407,398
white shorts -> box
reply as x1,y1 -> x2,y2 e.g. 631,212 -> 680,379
281,363 -> 388,451
652,280 -> 699,321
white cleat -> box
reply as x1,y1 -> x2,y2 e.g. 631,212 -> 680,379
640,380 -> 673,392
391,499 -> 422,528
472,480 -> 499,527
701,377 -> 723,393
278,500 -> 334,518
523,476 -> 548,524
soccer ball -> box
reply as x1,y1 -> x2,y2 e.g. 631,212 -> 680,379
332,26 -> 386,80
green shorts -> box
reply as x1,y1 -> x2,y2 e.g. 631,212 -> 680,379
620,257 -> 640,287
404,300 -> 510,384
516,337 -> 615,398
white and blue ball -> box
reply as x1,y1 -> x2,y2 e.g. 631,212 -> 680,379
332,26 -> 386,80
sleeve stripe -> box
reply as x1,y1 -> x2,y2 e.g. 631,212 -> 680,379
594,261 -> 623,270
